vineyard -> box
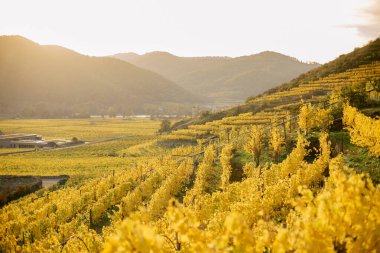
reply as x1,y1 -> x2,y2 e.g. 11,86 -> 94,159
1,61 -> 380,251
0,118 -> 160,141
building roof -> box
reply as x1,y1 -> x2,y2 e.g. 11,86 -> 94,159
11,140 -> 47,145
0,134 -> 41,141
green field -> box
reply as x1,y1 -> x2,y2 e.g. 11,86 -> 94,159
0,118 -> 160,141
0,119 -> 162,177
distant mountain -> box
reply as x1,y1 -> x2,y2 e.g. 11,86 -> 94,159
113,51 -> 320,102
171,37 -> 380,129
0,36 -> 203,117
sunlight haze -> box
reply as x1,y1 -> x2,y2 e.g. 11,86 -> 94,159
1,0 -> 380,251
1,0 -> 378,63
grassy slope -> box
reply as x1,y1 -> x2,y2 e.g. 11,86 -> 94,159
0,119 -> 161,176
0,118 -> 159,141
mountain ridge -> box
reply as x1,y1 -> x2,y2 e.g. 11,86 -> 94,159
171,37 -> 380,129
0,36 -> 203,117
113,51 -> 320,102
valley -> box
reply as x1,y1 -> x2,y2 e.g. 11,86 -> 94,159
0,36 -> 379,252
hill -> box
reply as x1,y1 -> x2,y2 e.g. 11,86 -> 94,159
172,38 -> 380,129
1,39 -> 380,252
254,37 -> 380,100
2,49 -> 379,252
0,36 -> 203,118
113,51 -> 320,103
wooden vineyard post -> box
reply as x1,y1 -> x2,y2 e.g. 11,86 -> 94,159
112,170 -> 115,188
175,232 -> 181,251
89,209 -> 93,227
191,159 -> 199,183
216,137 -> 220,158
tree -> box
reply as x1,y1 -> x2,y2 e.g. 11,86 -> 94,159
244,125 -> 264,166
343,86 -> 367,108
158,119 -> 171,134
200,110 -> 211,118
220,144 -> 234,190
269,127 -> 284,162
314,107 -> 333,131
107,106 -> 117,117
298,103 -> 314,135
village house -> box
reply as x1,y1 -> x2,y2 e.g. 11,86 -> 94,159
0,134 -> 48,148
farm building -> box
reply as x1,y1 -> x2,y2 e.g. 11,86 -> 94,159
0,134 -> 49,148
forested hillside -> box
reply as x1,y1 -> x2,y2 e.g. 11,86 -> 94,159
0,36 -> 203,117
172,38 -> 380,129
114,51 -> 319,102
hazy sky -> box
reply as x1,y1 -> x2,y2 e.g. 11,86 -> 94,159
0,0 -> 379,63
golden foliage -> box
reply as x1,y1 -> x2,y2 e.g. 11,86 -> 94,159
343,104 -> 380,156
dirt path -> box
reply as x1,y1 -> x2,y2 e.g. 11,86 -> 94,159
41,176 -> 70,188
